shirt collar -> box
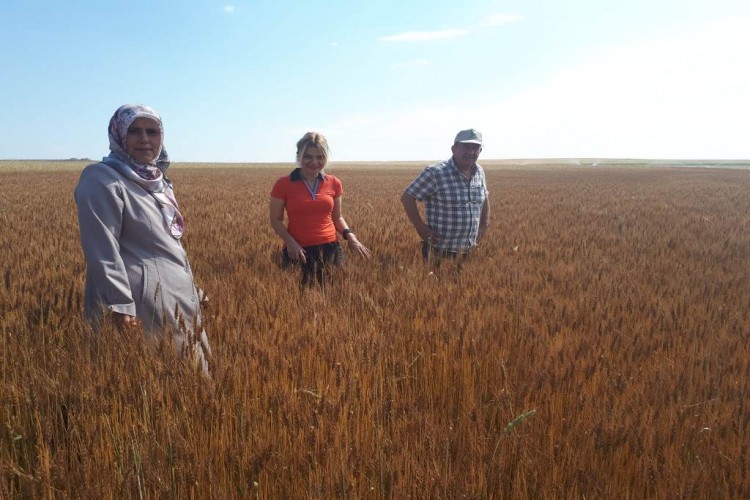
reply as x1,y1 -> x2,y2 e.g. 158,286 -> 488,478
448,157 -> 478,176
290,167 -> 326,182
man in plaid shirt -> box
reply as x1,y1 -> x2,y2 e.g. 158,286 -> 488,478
401,129 -> 490,260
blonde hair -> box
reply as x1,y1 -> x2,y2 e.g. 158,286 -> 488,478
295,132 -> 331,165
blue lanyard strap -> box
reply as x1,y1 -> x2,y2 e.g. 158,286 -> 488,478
303,177 -> 320,200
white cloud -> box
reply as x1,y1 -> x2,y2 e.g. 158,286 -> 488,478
330,42 -> 340,47
481,14 -> 522,27
394,59 -> 430,68
485,16 -> 750,159
325,17 -> 750,160
379,29 -> 469,42
223,5 -> 235,13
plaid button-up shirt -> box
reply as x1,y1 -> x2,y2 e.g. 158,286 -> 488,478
405,157 -> 488,252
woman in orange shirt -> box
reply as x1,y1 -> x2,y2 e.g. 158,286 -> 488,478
270,132 -> 371,286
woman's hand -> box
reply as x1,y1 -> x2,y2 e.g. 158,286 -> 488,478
286,240 -> 307,263
347,234 -> 372,259
197,287 -> 210,308
112,312 -> 141,332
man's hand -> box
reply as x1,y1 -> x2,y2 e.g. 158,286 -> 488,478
401,192 -> 441,243
417,222 -> 441,244
478,223 -> 488,241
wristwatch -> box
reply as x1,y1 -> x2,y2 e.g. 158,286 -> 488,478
341,228 -> 354,240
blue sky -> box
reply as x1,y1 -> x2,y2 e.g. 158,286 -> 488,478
1,0 -> 749,162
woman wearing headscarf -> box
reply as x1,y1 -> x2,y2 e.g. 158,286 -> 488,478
270,131 -> 371,287
74,104 -> 210,371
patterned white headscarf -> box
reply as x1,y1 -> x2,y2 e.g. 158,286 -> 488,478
102,104 -> 185,239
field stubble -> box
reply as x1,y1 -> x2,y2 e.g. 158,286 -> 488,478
1,163 -> 749,498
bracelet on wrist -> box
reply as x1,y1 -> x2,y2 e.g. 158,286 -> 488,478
341,228 -> 354,240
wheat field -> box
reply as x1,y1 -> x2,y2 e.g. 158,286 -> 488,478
1,161 -> 748,498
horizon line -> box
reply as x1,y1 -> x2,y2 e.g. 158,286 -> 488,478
2,158 -> 749,164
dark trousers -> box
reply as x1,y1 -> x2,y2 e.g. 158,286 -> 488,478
283,242 -> 344,287
421,241 -> 471,263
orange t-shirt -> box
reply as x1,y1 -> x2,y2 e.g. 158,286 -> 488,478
271,170 -> 343,247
